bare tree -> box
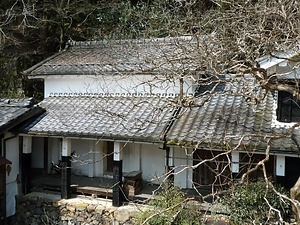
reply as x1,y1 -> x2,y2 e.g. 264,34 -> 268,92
11,0 -> 300,223
106,0 -> 300,223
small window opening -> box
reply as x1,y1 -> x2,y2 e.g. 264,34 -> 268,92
277,88 -> 300,122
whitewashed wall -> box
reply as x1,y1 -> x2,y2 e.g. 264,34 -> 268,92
122,142 -> 141,172
88,140 -> 103,177
140,143 -> 165,184
70,139 -> 104,177
31,136 -> 191,188
43,75 -> 195,97
4,133 -> 19,184
172,147 -> 193,189
70,139 -> 90,176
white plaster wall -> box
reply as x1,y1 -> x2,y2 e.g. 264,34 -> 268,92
122,143 -> 141,173
47,138 -> 104,176
43,75 -> 195,97
48,138 -> 61,172
90,141 -> 104,177
114,142 -> 192,188
38,136 -> 192,188
70,139 -> 104,177
172,147 -> 193,189
71,139 -> 91,176
4,134 -> 19,183
122,143 -> 131,173
31,137 -> 44,168
140,144 -> 165,184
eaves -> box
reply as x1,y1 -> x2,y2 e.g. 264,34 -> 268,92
24,130 -> 165,145
0,107 -> 45,135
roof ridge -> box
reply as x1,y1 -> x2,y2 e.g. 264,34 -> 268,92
69,36 -> 194,47
22,50 -> 66,75
0,98 -> 34,107
48,92 -> 181,98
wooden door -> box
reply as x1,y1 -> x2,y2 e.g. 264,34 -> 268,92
285,157 -> 300,189
193,149 -> 231,189
239,153 -> 274,181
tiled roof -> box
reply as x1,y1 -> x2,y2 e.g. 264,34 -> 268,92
20,81 -> 300,152
23,36 -> 201,76
0,98 -> 44,134
23,95 -> 177,142
166,78 -> 299,152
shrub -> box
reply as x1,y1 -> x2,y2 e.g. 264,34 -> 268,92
221,181 -> 292,224
135,182 -> 202,225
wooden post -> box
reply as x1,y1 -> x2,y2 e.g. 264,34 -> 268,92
61,138 -> 72,199
113,142 -> 123,207
43,137 -> 48,172
22,136 -> 32,194
164,145 -> 174,185
61,156 -> 71,199
113,160 -> 123,207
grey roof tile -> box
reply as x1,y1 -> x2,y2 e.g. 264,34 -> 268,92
23,37 -> 201,76
0,98 -> 44,134
166,78 -> 280,150
23,95 -> 176,142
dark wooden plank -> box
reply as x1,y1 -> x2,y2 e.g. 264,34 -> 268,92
73,186 -> 113,198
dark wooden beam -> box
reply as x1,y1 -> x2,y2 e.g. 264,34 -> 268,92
43,137 -> 48,172
112,160 -> 123,207
61,156 -> 71,199
21,153 -> 31,194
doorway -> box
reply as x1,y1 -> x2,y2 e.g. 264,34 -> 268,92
285,156 -> 300,189
193,149 -> 231,189
106,141 -> 114,173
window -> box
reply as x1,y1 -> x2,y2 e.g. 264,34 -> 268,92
277,90 -> 300,122
195,74 -> 225,96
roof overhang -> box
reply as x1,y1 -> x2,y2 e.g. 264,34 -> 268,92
0,107 -> 45,135
0,157 -> 12,166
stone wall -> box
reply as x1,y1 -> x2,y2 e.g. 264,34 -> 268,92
16,192 -> 142,225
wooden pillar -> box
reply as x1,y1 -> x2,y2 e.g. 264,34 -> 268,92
43,137 -> 48,172
61,138 -> 72,199
22,136 -> 32,194
113,142 -> 123,207
164,144 -> 174,185
168,147 -> 174,184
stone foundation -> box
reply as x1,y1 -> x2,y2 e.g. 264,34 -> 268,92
16,192 -> 142,225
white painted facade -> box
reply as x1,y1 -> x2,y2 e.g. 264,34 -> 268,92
34,74 -> 196,97
171,147 -> 193,189
23,48 -> 300,190
23,52 -> 198,189
27,136 -> 193,188
3,132 -> 20,217
4,133 -> 19,184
